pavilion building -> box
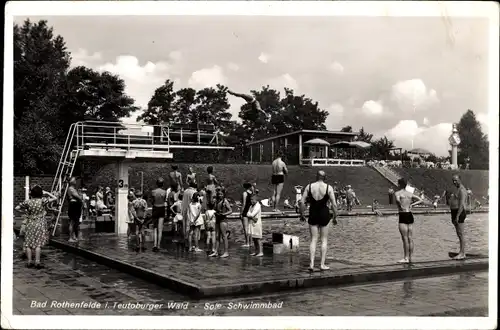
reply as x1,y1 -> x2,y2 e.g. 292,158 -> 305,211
246,129 -> 370,166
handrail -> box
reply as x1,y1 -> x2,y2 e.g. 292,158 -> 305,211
51,123 -> 76,192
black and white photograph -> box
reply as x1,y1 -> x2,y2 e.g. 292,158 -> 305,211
2,1 -> 498,329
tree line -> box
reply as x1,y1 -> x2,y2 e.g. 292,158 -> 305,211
13,19 -> 490,174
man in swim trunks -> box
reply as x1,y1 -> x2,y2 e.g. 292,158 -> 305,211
186,167 -> 197,189
205,166 -> 219,209
299,170 -> 337,271
150,178 -> 167,252
394,178 -> 424,263
449,174 -> 468,259
169,165 -> 183,192
271,150 -> 288,213
67,177 -> 83,243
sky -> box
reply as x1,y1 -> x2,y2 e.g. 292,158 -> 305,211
14,14 -> 491,156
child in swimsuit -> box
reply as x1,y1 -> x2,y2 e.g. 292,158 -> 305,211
294,185 -> 303,213
205,204 -> 217,254
132,191 -> 148,252
171,192 -> 183,237
187,193 -> 203,252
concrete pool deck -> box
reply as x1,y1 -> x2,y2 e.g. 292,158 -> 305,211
50,233 -> 488,299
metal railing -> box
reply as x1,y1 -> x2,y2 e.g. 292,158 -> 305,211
66,121 -> 232,152
302,158 -> 366,167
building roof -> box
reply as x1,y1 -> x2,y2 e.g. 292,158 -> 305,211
304,138 -> 330,146
408,148 -> 432,154
247,129 -> 359,146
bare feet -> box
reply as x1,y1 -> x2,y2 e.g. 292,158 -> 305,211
397,258 -> 409,264
453,254 -> 466,260
320,265 -> 330,271
220,253 -> 229,258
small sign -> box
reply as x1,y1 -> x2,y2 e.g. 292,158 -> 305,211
118,179 -> 124,188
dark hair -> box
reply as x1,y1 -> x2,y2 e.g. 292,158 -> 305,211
207,166 -> 214,174
171,165 -> 178,171
156,177 -> 164,187
397,178 -> 407,189
178,192 -> 184,200
243,182 -> 252,189
192,192 -> 199,201
277,149 -> 284,157
135,190 -> 143,197
30,185 -> 43,199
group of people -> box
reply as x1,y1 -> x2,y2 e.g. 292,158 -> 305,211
394,174 -> 469,263
125,165 -> 265,258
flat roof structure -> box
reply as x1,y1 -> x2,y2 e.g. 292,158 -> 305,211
247,129 -> 359,146
246,129 -> 365,166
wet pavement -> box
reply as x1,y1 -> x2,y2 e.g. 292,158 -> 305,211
11,244 -> 489,316
49,227 -> 488,298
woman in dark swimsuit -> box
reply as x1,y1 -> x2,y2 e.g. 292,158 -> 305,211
240,183 -> 253,248
299,171 -> 337,272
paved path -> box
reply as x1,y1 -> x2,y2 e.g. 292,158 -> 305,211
12,244 -> 488,316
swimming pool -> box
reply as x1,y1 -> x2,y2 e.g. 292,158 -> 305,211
230,213 -> 489,265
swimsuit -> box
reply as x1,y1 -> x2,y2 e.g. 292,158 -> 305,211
450,209 -> 466,224
398,212 -> 414,224
307,184 -> 331,227
271,174 -> 285,185
241,191 -> 253,217
215,199 -> 230,224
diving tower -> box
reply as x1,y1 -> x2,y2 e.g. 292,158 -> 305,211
52,121 -> 234,235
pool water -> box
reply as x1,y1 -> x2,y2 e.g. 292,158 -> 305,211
230,213 -> 489,265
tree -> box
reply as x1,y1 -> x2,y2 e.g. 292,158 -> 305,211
172,87 -> 197,123
341,125 -> 353,132
357,127 -> 373,143
14,19 -> 71,174
232,86 -> 329,146
60,66 -> 138,133
456,110 -> 489,169
137,79 -> 177,125
192,84 -> 232,131
239,86 -> 282,140
280,88 -> 328,132
371,136 -> 395,159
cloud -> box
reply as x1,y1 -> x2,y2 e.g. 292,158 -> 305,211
362,100 -> 384,116
187,65 -> 228,90
329,61 -> 344,74
168,50 -> 183,61
227,96 -> 246,122
70,48 -> 102,67
267,73 -> 299,91
390,79 -> 439,112
325,102 -> 345,130
258,52 -> 269,64
97,55 -> 174,124
227,62 -> 240,71
385,120 -> 453,156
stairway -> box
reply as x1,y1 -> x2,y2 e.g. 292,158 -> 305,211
51,123 -> 80,235
370,164 -> 432,203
